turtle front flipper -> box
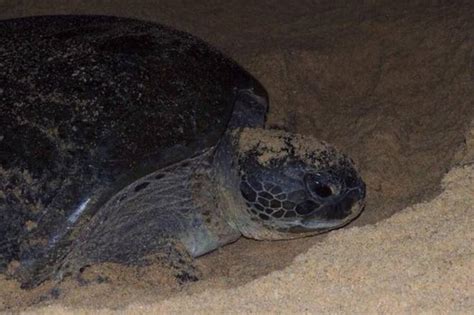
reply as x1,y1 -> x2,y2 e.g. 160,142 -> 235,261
60,238 -> 199,286
40,153 -> 238,287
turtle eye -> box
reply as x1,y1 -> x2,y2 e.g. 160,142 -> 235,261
304,173 -> 338,200
310,181 -> 333,198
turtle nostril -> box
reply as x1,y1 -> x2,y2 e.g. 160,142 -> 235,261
312,182 -> 333,198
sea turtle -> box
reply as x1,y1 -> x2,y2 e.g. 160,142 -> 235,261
0,15 -> 366,288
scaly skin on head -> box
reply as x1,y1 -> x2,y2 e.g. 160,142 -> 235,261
212,90 -> 366,240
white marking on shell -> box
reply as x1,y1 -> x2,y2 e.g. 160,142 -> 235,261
67,198 -> 91,224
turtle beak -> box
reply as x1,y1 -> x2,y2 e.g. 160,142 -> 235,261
304,181 -> 365,226
288,180 -> 366,233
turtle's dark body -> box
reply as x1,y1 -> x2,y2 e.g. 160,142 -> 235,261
0,15 -> 366,289
0,16 -> 262,283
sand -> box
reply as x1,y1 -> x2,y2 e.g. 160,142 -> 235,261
0,0 -> 473,313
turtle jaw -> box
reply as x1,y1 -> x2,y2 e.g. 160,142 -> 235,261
294,196 -> 365,233
234,186 -> 366,240
272,185 -> 366,235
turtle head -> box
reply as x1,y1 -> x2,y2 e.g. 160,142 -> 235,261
214,128 -> 366,240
